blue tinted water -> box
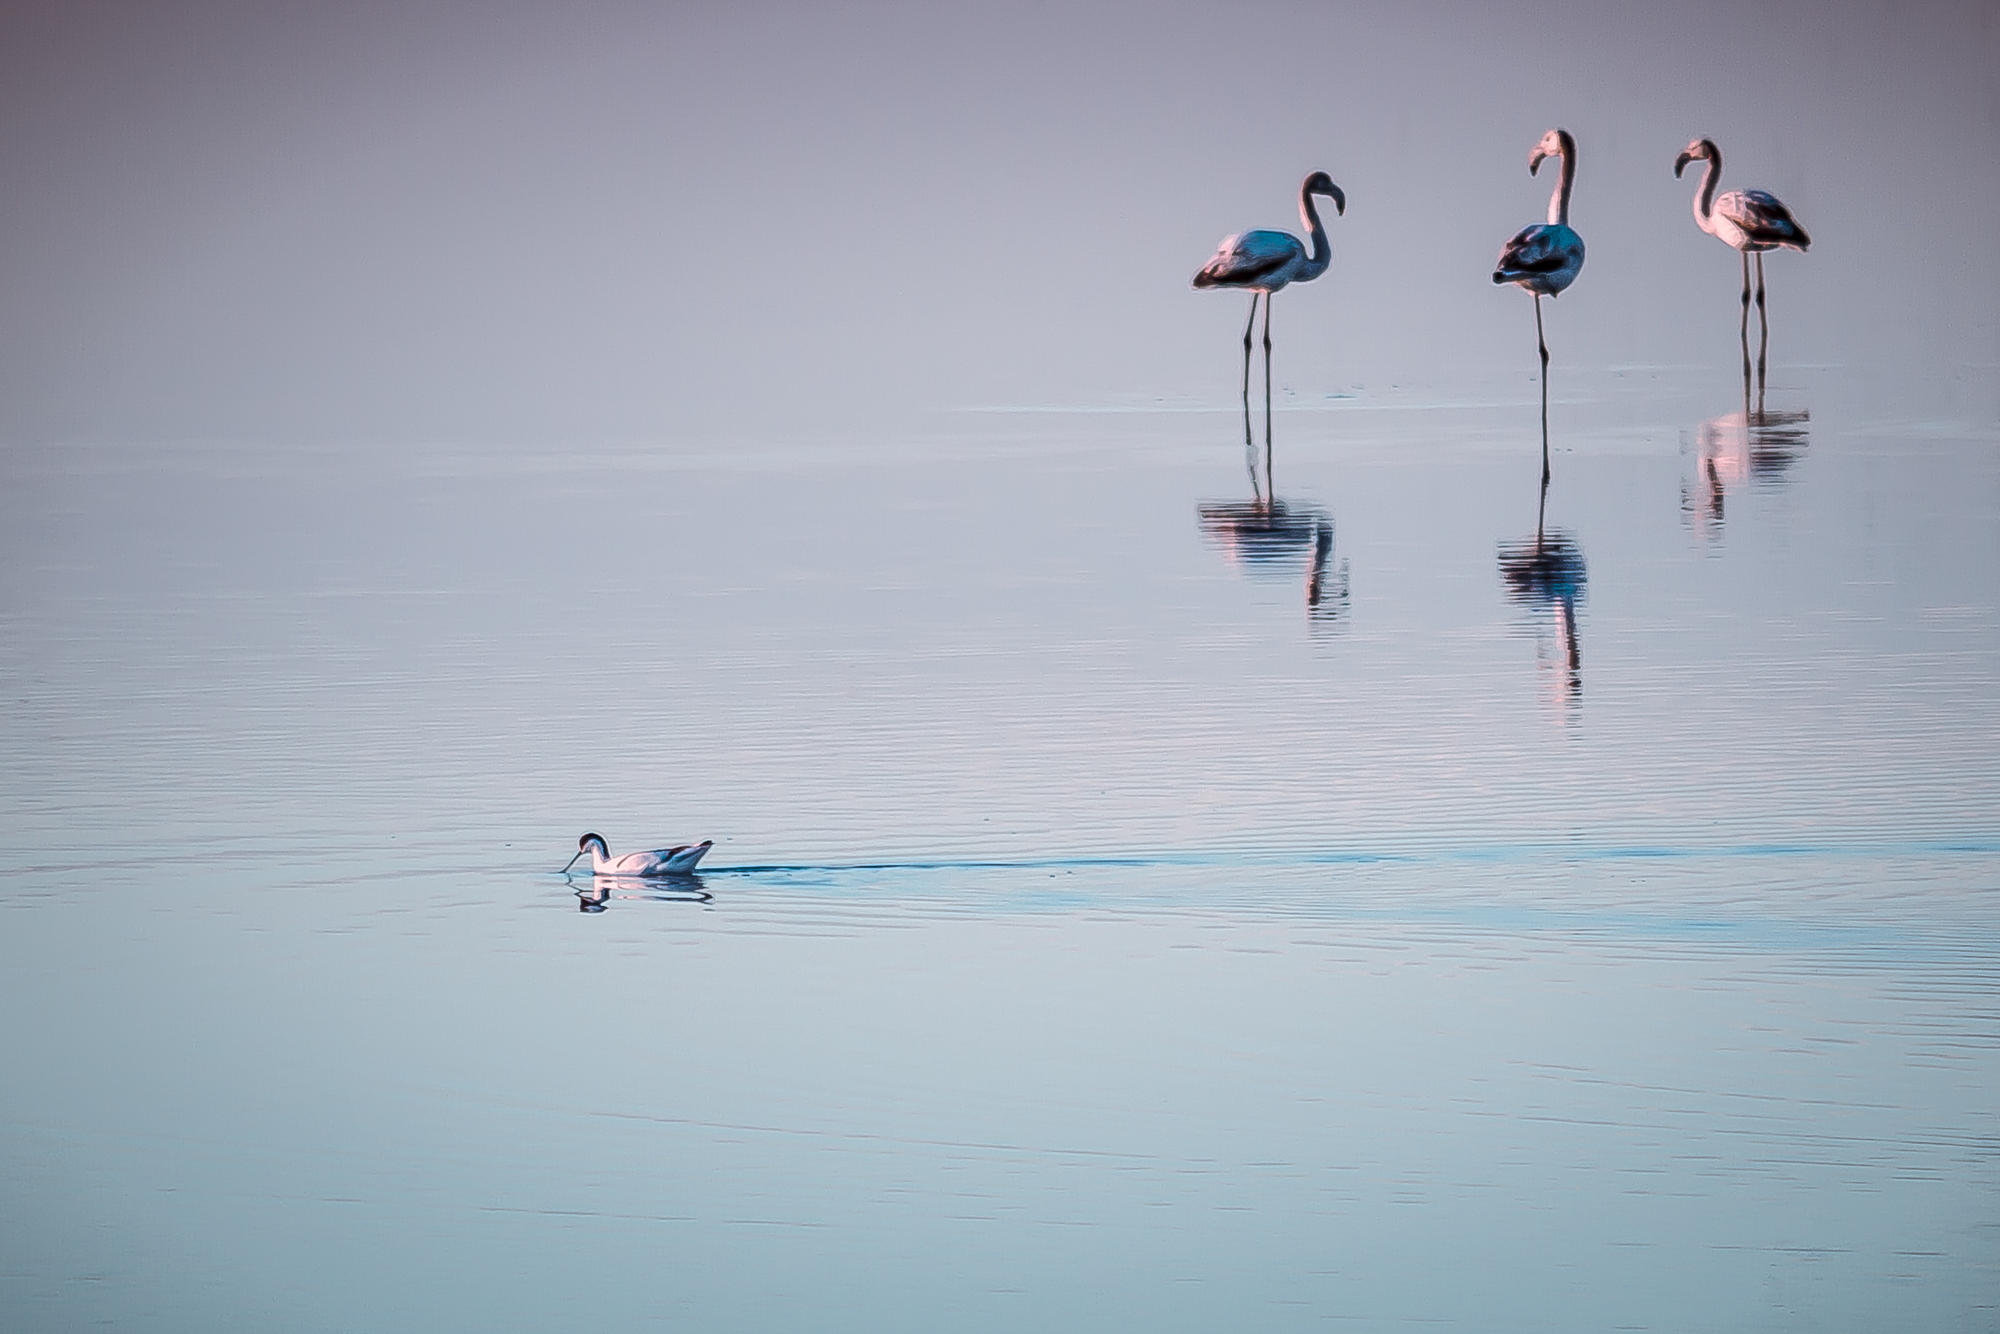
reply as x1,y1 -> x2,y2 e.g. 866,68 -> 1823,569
3,361 -> 1995,1331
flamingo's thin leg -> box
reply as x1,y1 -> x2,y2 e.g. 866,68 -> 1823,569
1262,293 -> 1275,468
1240,293 -> 1260,405
1536,294 -> 1551,484
1739,250 -> 1752,344
1754,252 -> 1769,387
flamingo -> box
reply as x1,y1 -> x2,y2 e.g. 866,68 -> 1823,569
562,832 -> 713,877
1492,128 -> 1585,482
1674,137 -> 1810,380
1193,171 -> 1346,438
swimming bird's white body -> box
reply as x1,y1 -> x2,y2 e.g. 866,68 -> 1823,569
564,832 -> 712,877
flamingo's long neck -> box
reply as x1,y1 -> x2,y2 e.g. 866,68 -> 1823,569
1691,150 -> 1722,234
586,840 -> 611,871
1296,188 -> 1332,281
1547,138 -> 1576,228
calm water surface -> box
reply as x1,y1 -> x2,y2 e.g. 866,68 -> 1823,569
5,3 -> 2000,1325
3,358 -> 1996,1331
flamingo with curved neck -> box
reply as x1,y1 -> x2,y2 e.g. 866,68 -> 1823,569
1674,137 -> 1811,381
1493,128 -> 1587,482
1193,171 -> 1347,449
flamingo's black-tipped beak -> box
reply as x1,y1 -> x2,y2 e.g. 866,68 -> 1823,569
1674,151 -> 1693,178
1329,186 -> 1346,216
562,849 -> 583,873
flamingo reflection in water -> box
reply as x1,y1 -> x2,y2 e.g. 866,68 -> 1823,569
1196,397 -> 1348,626
1685,380 -> 1810,541
575,874 -> 712,913
1498,471 -> 1587,709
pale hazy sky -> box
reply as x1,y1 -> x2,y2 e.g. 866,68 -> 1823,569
1,0 -> 1994,444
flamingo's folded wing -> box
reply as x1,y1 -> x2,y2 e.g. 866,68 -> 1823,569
1717,190 -> 1810,248
1195,229 -> 1303,286
1497,225 -> 1570,273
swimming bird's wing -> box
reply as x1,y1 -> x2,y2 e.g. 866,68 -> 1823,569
662,842 -> 711,873
1194,229 -> 1304,288
1717,189 -> 1810,249
614,842 -> 710,876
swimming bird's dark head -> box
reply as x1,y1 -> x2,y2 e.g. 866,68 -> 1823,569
562,832 -> 609,875
1673,137 -> 1718,179
1304,171 -> 1346,215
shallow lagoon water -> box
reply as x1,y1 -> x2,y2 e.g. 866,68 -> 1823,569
4,1 -> 2000,1326
4,357 -> 1998,1331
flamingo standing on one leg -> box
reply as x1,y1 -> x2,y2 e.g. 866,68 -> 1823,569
1194,172 -> 1346,454
1674,137 -> 1810,386
1493,128 -> 1586,483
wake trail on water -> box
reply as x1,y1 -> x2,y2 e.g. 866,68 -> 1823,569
698,836 -> 2000,878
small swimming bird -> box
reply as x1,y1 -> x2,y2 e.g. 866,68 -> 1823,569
1193,171 -> 1346,416
1674,137 -> 1810,366
1493,128 -> 1585,481
562,832 -> 712,877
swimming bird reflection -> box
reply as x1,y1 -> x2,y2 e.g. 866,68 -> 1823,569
573,873 -> 712,913
1196,400 -> 1349,625
1684,380 -> 1810,540
1497,471 -> 1587,708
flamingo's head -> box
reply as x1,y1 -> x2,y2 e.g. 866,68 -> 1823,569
1674,137 -> 1718,179
1303,171 -> 1346,216
1528,128 -> 1574,175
